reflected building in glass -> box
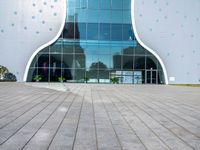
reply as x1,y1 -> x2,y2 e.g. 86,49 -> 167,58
27,0 -> 165,84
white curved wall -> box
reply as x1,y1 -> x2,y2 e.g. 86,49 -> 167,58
0,0 -> 65,81
0,0 -> 199,84
134,0 -> 200,84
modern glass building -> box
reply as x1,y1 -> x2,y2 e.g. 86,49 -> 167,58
27,0 -> 165,84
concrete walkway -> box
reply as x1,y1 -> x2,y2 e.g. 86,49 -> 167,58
0,83 -> 200,150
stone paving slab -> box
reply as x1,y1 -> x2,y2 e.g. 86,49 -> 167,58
0,83 -> 200,150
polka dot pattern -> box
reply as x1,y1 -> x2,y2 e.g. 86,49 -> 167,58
0,0 -> 65,81
135,0 -> 200,83
1,0 -> 62,36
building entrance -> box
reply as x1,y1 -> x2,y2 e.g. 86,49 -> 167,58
146,69 -> 157,84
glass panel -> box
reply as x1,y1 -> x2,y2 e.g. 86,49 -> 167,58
87,55 -> 99,69
80,0 -> 87,8
100,0 -> 111,9
74,69 -> 85,82
123,0 -> 131,10
88,0 -> 99,9
63,23 -> 75,39
98,55 -> 110,69
158,70 -> 164,84
38,68 -> 49,82
112,0 -> 123,9
134,56 -> 145,69
87,10 -> 99,23
111,11 -> 123,23
50,68 -> 61,82
99,10 -> 111,23
98,44 -> 110,54
77,23 -> 86,39
133,71 -> 142,84
27,68 -> 36,82
99,23 -> 110,41
111,54 -> 121,69
38,54 -> 49,68
75,0 -> 80,8
85,44 -> 99,55
146,56 -> 158,69
87,23 -> 99,40
87,70 -> 98,83
75,44 -> 85,54
50,43 -> 62,53
123,24 -> 134,41
66,0 -> 75,22
111,45 -> 121,55
146,70 -> 151,84
30,55 -> 38,68
111,24 -> 122,41
135,46 -> 146,55
99,69 -> 110,83
50,54 -> 62,68
76,8 -> 87,22
63,54 -> 74,68
40,47 -> 49,53
122,56 -> 133,69
122,46 -> 134,55
74,22 -> 80,39
75,54 -> 86,69
152,71 -> 157,84
62,69 -> 73,81
123,10 -> 131,24
63,42 -> 74,53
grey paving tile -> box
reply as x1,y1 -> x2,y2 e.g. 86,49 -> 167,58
0,83 -> 200,150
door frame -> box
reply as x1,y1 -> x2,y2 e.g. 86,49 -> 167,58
145,69 -> 158,84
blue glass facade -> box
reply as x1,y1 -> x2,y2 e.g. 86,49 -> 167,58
27,0 -> 165,84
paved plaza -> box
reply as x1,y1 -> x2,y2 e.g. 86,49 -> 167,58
0,83 -> 200,150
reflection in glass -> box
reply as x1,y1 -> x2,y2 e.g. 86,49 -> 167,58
77,23 -> 86,39
111,10 -> 123,23
100,0 -> 111,9
27,0 -> 165,84
111,24 -> 122,41
74,69 -> 85,82
38,54 -> 49,68
50,54 -> 62,68
63,54 -> 74,68
112,0 -> 123,10
88,0 -> 99,9
63,23 -> 75,39
63,42 -> 74,54
135,56 -> 145,69
99,10 -> 111,23
50,69 -> 61,82
75,54 -> 86,69
123,56 -> 133,69
98,55 -> 110,69
112,54 -> 121,69
50,42 -> 62,53
123,24 -> 134,41
38,68 -> 49,82
146,56 -> 158,69
123,0 -> 131,10
99,23 -> 110,41
87,23 -> 98,40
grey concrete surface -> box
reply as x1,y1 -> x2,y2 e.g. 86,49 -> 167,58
0,83 -> 200,150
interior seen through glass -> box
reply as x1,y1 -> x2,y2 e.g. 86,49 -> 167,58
27,0 -> 165,84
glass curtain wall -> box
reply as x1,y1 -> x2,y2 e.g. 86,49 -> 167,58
27,0 -> 165,84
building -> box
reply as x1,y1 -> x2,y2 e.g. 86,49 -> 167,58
0,0 -> 199,84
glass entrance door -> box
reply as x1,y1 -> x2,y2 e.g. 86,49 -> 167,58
146,70 -> 157,84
